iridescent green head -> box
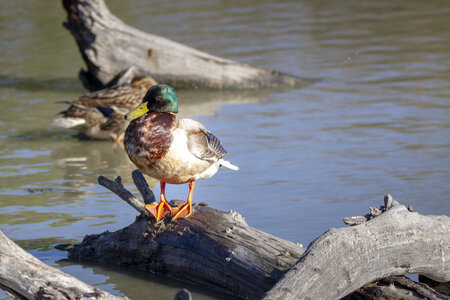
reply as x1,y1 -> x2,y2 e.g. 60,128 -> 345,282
125,84 -> 178,120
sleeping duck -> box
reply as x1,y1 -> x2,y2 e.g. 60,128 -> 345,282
124,84 -> 238,221
51,76 -> 157,142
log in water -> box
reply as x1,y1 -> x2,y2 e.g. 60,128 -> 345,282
62,0 -> 314,90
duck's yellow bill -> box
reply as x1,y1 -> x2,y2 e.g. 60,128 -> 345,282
124,103 -> 149,120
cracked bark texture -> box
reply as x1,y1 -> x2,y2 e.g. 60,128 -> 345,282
263,203 -> 450,300
66,203 -> 305,300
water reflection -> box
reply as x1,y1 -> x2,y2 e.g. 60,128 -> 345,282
15,237 -> 78,252
54,260 -> 238,300
0,75 -> 83,93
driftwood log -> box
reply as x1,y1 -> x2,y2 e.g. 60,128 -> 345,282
54,171 -> 448,299
65,172 -> 305,300
62,0 -> 313,90
0,230 -> 125,300
263,195 -> 450,299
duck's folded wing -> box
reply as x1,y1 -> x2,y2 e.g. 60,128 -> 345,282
179,118 -> 227,161
75,86 -> 144,108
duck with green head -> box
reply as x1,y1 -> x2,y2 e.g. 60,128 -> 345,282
124,84 -> 239,221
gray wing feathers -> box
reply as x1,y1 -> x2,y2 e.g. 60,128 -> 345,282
205,131 -> 227,158
179,118 -> 227,161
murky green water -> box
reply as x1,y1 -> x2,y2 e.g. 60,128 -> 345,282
1,0 -> 449,299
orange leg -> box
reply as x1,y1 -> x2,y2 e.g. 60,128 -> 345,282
145,182 -> 173,221
171,181 -> 195,220
114,134 -> 121,144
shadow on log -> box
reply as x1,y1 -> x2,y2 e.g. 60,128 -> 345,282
56,170 -> 448,299
419,275 -> 450,295
343,276 -> 446,300
61,0 -> 315,90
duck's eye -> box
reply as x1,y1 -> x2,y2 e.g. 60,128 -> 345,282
155,96 -> 162,101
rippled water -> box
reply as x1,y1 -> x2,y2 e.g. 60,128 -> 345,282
1,0 -> 449,299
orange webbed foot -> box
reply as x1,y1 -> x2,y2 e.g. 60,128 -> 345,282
145,201 -> 172,221
145,182 -> 173,221
171,202 -> 192,220
171,181 -> 195,221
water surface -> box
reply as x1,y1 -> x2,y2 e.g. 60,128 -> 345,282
0,0 -> 449,299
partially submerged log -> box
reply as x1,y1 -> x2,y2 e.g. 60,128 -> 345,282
0,230 -> 125,300
62,0 -> 313,90
57,171 -> 448,299
263,196 -> 450,300
65,172 -> 305,300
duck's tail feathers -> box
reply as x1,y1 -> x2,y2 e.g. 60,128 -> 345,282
219,159 -> 239,171
51,117 -> 86,128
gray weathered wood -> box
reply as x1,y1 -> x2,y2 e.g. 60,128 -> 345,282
132,169 -> 156,205
263,202 -> 450,300
97,175 -> 150,218
72,172 -> 306,300
0,230 -> 126,300
62,0 -> 314,90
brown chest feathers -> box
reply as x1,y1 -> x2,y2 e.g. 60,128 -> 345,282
124,112 -> 177,168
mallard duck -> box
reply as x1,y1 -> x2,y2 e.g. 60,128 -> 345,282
51,76 -> 157,141
124,84 -> 239,221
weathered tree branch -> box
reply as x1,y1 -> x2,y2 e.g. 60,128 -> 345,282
97,175 -> 150,218
131,169 -> 156,205
61,0 -> 314,90
0,230 -> 126,300
263,200 -> 450,300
